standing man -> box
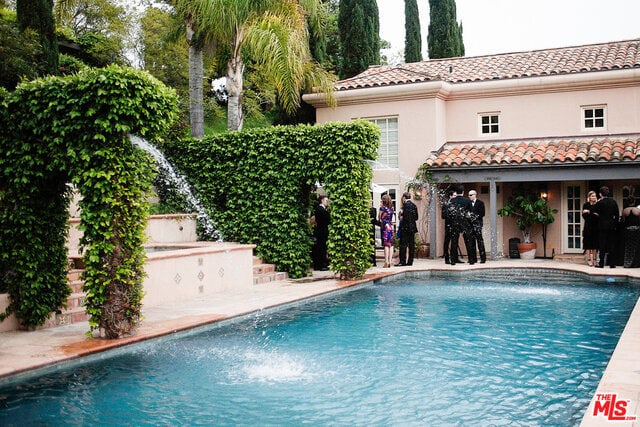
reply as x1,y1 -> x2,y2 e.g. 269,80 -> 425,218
468,189 -> 487,263
450,184 -> 477,265
442,190 -> 455,264
369,199 -> 379,266
396,192 -> 419,266
594,186 -> 619,268
312,194 -> 330,271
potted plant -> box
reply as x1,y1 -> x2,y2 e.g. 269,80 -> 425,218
407,166 -> 436,259
498,192 -> 557,259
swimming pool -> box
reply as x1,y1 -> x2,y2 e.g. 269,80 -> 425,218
0,274 -> 638,426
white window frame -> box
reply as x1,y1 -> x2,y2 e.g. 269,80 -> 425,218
581,105 -> 607,131
368,117 -> 398,169
478,112 -> 500,136
561,182 -> 585,254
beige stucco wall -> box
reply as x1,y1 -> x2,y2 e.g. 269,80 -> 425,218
307,69 -> 640,258
445,85 -> 640,142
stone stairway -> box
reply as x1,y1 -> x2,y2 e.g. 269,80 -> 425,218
252,257 -> 288,285
553,253 -> 587,265
41,257 -> 88,328
37,255 -> 287,329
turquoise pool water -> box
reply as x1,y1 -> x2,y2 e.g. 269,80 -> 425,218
0,274 -> 638,426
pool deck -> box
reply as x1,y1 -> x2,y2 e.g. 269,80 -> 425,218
0,258 -> 639,426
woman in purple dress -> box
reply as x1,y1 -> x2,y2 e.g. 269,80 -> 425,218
379,194 -> 395,268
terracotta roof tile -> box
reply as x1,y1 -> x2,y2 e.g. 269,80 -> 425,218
424,135 -> 640,169
336,39 -> 640,90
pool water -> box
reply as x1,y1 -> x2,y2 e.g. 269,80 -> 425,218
1,276 -> 638,426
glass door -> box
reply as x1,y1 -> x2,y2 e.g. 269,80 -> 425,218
563,183 -> 583,254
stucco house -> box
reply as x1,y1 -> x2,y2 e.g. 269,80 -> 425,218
303,39 -> 640,261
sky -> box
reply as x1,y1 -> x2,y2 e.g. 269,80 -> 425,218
378,0 -> 640,61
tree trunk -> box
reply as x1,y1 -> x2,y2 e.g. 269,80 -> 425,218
227,46 -> 244,131
186,18 -> 204,138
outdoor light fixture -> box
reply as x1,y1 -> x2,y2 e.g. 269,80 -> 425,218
539,183 -> 548,199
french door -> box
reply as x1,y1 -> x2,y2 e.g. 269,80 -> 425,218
563,183 -> 584,254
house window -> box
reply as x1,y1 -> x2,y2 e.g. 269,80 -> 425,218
369,117 -> 398,169
479,113 -> 499,135
582,106 -> 606,130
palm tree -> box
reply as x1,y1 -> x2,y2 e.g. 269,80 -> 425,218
175,0 -> 335,132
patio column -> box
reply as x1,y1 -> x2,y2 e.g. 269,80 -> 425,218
429,185 -> 437,259
488,178 -> 498,260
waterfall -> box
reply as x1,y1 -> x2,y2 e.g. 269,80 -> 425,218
130,135 -> 222,241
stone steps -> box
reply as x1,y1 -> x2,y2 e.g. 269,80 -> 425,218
553,253 -> 587,264
39,255 -> 289,329
253,256 -> 288,285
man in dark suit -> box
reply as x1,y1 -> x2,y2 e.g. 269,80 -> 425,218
468,189 -> 487,263
312,195 -> 330,270
396,192 -> 419,266
449,184 -> 477,265
442,190 -> 455,264
594,186 -> 620,268
369,199 -> 379,266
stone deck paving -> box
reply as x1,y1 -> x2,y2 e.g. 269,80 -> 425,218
0,258 -> 638,426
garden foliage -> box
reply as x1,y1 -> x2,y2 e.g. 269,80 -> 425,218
0,65 -> 177,336
163,121 -> 379,280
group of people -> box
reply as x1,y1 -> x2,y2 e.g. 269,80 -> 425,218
314,191 -> 420,271
582,185 -> 640,268
441,184 -> 486,265
377,192 -> 419,268
313,184 -> 640,272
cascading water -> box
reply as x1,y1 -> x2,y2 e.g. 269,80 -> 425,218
130,135 -> 222,241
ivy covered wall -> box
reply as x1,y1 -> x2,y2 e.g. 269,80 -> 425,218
0,65 -> 378,336
0,66 -> 177,336
163,121 -> 380,280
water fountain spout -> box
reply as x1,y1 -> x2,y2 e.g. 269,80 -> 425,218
130,135 -> 222,241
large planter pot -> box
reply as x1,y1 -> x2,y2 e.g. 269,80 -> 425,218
517,242 -> 537,259
415,243 -> 430,258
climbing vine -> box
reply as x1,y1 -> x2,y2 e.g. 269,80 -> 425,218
163,121 -> 379,279
0,66 -> 177,336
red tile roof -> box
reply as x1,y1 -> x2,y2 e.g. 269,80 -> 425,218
424,134 -> 640,169
336,39 -> 640,90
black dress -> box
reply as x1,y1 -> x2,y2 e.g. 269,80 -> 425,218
623,210 -> 640,268
581,202 -> 598,250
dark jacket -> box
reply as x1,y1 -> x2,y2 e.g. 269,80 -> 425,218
594,197 -> 619,231
470,199 -> 485,224
313,204 -> 330,239
450,195 -> 473,232
399,200 -> 418,233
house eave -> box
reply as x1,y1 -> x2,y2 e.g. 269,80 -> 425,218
427,161 -> 640,184
303,68 -> 640,107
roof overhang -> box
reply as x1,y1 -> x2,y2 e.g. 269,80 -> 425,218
428,162 -> 640,184
303,68 -> 640,107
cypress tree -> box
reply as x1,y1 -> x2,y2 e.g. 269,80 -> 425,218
427,0 -> 464,59
338,0 -> 380,79
16,0 -> 58,74
404,0 -> 422,63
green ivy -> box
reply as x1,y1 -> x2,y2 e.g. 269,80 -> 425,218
163,121 -> 379,280
0,66 -> 178,336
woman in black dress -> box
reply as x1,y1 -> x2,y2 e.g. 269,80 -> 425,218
622,204 -> 640,268
582,191 -> 599,266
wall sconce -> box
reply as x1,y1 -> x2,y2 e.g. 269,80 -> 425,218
539,184 -> 548,200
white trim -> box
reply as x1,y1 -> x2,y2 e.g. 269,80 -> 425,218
478,112 -> 500,137
561,182 -> 585,254
581,104 -> 607,131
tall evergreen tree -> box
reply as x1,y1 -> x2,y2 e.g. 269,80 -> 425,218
427,0 -> 464,59
404,0 -> 422,63
338,0 -> 380,79
16,0 -> 59,74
